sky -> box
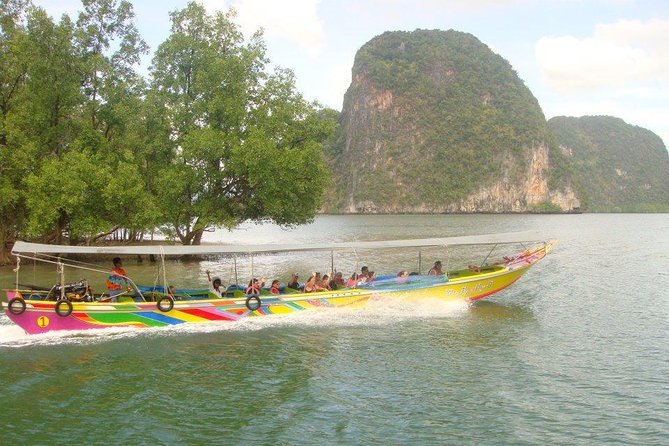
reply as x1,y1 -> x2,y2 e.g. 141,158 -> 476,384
32,0 -> 669,148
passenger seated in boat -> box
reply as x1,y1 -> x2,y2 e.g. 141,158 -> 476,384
333,272 -> 345,289
346,272 -> 358,288
304,273 -> 318,292
287,273 -> 301,290
468,265 -> 481,273
359,266 -> 370,281
320,274 -> 332,291
246,278 -> 263,296
428,261 -> 444,276
303,274 -> 316,292
106,257 -> 132,301
270,279 -> 281,294
167,285 -> 181,300
397,270 -> 409,283
304,272 -> 327,293
206,270 -> 225,298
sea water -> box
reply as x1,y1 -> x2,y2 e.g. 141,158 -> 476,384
1,214 -> 667,445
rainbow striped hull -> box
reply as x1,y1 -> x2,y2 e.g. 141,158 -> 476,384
3,242 -> 553,335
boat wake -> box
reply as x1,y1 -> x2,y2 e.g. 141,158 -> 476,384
0,297 -> 470,348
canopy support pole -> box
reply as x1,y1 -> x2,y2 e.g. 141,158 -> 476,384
13,256 -> 20,290
58,258 -> 64,300
331,250 -> 334,274
160,246 -> 168,299
418,250 -> 422,275
234,255 -> 238,286
480,244 -> 498,268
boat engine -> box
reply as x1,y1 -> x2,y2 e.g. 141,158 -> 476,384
47,279 -> 93,302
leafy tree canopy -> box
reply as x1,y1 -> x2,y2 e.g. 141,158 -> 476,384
0,0 -> 336,254
148,2 -> 334,244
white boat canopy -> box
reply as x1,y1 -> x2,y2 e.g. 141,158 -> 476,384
11,231 -> 546,256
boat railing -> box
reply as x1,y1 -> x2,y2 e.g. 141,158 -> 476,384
10,252 -> 147,302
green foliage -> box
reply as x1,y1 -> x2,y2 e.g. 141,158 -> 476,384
25,150 -> 111,238
548,116 -> 669,212
0,1 -> 336,250
148,2 -> 333,244
529,201 -> 563,213
1,0 -> 159,246
0,1 -> 33,256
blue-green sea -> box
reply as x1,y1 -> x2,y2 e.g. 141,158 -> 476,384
1,214 -> 668,445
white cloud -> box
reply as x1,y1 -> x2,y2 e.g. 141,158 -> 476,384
203,0 -> 325,57
322,60 -> 354,109
535,19 -> 669,93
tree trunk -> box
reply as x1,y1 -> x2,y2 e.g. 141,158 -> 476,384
55,210 -> 68,245
87,225 -> 121,245
192,228 -> 204,245
179,227 -> 205,245
0,232 -> 10,266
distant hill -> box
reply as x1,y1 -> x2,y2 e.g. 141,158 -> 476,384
323,29 -> 579,213
548,116 -> 669,212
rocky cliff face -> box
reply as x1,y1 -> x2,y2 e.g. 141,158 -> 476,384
446,143 -> 580,212
324,29 -> 577,213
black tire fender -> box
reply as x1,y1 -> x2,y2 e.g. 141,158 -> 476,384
55,299 -> 73,317
157,296 -> 174,312
8,297 -> 27,315
245,295 -> 261,311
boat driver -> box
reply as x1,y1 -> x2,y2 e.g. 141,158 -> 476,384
106,257 -> 132,301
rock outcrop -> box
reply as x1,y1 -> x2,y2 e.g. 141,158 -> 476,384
548,116 -> 669,212
446,143 -> 580,212
324,29 -> 576,213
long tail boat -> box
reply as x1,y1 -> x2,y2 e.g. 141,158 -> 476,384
2,233 -> 555,335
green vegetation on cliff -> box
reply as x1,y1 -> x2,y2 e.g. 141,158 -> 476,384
357,30 -> 546,144
548,116 -> 669,212
326,29 -> 570,212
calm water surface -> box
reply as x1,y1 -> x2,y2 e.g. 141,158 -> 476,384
1,214 -> 668,445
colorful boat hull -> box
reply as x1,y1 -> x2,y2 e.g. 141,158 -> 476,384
2,241 -> 554,334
